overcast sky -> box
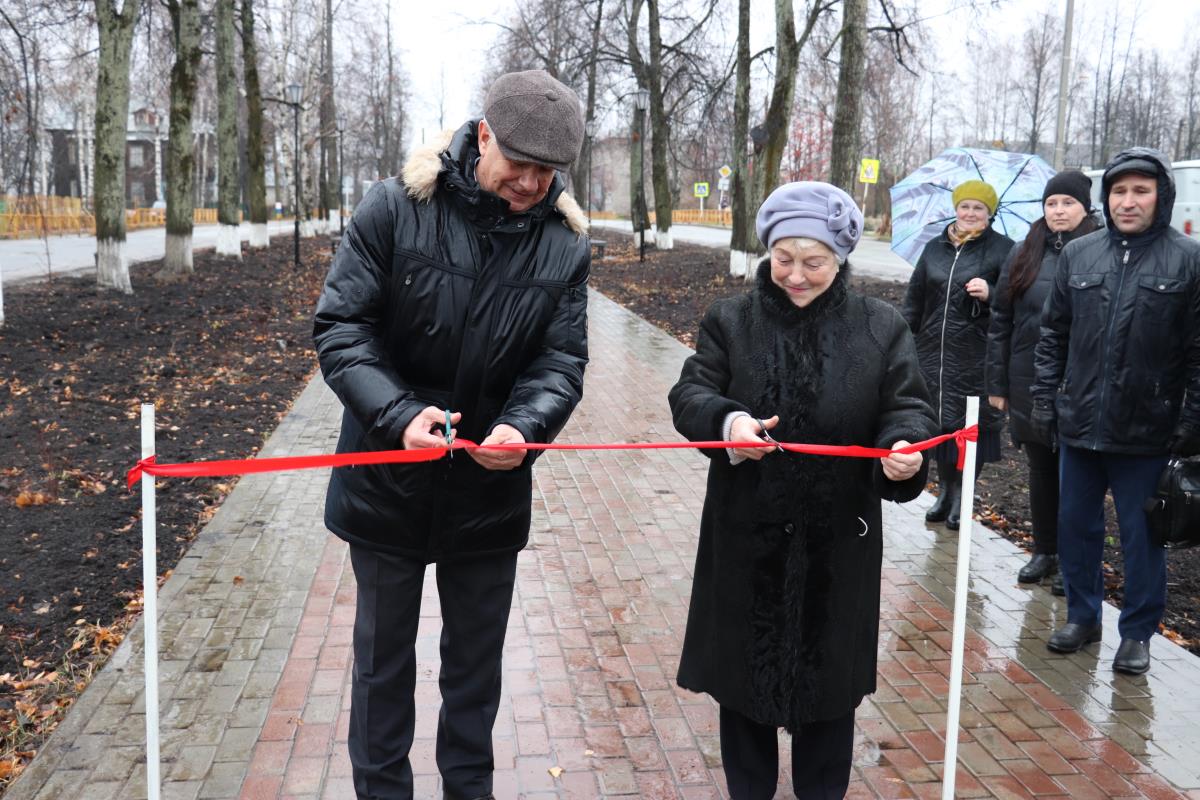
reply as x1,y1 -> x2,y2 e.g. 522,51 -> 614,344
394,0 -> 1195,157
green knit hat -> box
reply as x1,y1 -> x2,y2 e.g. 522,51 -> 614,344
952,180 -> 998,216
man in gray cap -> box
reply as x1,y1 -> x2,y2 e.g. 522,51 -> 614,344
1033,147 -> 1200,675
313,69 -> 590,799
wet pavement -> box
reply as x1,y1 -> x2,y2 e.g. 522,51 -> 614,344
7,290 -> 1200,800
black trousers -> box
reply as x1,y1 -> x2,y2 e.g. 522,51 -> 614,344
1024,441 -> 1059,554
720,705 -> 855,800
348,544 -> 518,800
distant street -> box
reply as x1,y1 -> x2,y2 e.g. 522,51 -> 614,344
0,219 -> 296,285
590,219 -> 915,283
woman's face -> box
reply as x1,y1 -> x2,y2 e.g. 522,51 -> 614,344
1043,194 -> 1088,232
770,239 -> 839,308
955,199 -> 990,233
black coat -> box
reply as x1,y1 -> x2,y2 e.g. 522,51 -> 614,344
1033,149 -> 1200,454
313,121 -> 591,560
668,262 -> 936,729
986,226 -> 1090,444
903,225 -> 1013,433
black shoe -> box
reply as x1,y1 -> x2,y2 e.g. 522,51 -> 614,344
1050,570 -> 1065,596
1018,553 -> 1058,583
943,478 -> 964,530
1047,622 -> 1102,653
925,480 -> 951,522
1113,639 -> 1151,675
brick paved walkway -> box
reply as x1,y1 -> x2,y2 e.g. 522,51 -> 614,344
8,291 -> 1200,800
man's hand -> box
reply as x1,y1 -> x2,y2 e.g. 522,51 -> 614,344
1168,424 -> 1200,457
988,395 -> 1008,412
403,406 -> 461,450
470,423 -> 527,471
730,414 -> 779,462
1029,397 -> 1057,451
881,440 -> 923,482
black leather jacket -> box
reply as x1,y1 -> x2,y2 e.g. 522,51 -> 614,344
313,121 -> 590,559
1033,148 -> 1200,454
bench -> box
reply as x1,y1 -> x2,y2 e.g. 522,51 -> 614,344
591,239 -> 607,259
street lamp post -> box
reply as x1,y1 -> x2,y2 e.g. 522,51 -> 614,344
633,88 -> 649,262
286,83 -> 302,269
585,118 -> 598,222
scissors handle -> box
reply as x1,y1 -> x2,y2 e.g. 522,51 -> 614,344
757,418 -> 784,453
445,409 -> 454,456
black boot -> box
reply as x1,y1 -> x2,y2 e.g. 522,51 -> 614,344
925,475 -> 952,523
944,475 -> 964,530
1051,569 -> 1065,596
1018,553 -> 1058,583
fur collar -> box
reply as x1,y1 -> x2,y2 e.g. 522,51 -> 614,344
400,125 -> 589,236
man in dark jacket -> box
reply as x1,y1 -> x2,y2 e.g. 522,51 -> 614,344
1032,147 -> 1200,675
313,70 -> 590,799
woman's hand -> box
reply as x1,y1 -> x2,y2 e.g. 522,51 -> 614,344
881,440 -> 922,482
988,395 -> 1008,412
965,277 -> 990,301
730,414 -> 779,462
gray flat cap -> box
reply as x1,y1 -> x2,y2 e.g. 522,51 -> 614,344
484,70 -> 584,172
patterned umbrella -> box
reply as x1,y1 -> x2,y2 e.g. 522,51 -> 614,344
889,147 -> 1057,265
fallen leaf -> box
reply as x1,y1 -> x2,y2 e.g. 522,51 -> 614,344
548,766 -> 564,778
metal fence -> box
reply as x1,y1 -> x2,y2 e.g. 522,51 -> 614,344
0,196 -> 228,239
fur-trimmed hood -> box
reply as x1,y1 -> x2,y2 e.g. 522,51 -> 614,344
400,124 -> 588,236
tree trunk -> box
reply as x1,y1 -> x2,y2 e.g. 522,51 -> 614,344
645,0 -> 672,248
242,0 -> 269,247
728,0 -> 754,276
215,0 -> 241,258
828,0 -> 866,195
94,0 -> 143,293
572,0 -> 604,207
320,0 -> 338,230
160,0 -> 200,278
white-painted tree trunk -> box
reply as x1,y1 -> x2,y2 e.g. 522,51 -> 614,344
729,249 -> 757,279
215,224 -> 242,258
0,258 -> 5,327
300,219 -> 316,238
248,223 -> 270,248
655,229 -> 674,250
164,233 -> 193,274
97,238 -> 132,293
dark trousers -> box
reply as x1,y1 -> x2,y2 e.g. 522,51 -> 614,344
1057,446 -> 1167,641
719,705 -> 855,800
1024,441 -> 1059,554
348,544 -> 518,800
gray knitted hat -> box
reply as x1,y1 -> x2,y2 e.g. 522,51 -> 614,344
756,181 -> 864,261
483,70 -> 584,172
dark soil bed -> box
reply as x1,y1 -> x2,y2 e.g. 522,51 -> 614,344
0,236 -> 330,787
588,231 -> 1200,653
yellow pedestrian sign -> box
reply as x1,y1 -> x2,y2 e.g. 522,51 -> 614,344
858,158 -> 880,184
694,182 -> 710,198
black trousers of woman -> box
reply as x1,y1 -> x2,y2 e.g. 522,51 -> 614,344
720,705 -> 855,800
1023,440 -> 1059,555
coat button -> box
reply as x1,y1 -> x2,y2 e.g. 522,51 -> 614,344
783,523 -> 795,534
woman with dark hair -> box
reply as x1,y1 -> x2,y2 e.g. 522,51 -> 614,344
903,181 -> 1014,530
986,170 -> 1100,591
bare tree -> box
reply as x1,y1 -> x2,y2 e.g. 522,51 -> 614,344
214,0 -> 240,257
1015,11 -> 1060,155
161,0 -> 201,277
242,0 -> 268,246
94,0 -> 144,293
318,0 -> 337,230
828,0 -> 866,193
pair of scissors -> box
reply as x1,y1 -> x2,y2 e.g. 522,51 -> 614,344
757,418 -> 784,453
444,408 -> 455,458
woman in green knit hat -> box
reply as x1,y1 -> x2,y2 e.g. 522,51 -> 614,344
902,180 -> 1014,529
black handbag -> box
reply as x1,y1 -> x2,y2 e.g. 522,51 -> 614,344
1145,457 -> 1200,549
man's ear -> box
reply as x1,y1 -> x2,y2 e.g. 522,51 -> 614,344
477,119 -> 492,154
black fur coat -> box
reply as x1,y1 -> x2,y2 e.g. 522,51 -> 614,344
668,259 -> 936,729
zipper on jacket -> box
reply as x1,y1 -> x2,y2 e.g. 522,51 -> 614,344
1094,244 -> 1131,449
936,245 -> 965,427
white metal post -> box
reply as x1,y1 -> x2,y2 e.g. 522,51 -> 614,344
942,396 -> 979,800
140,404 -> 160,800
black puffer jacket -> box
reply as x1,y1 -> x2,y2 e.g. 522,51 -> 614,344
1033,148 -> 1200,454
986,223 -> 1094,444
903,225 -> 1012,432
313,121 -> 590,560
669,261 -> 936,729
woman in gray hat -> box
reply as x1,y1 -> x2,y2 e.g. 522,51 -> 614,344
669,181 -> 937,799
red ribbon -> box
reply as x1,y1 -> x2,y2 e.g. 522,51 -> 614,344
127,425 -> 980,490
